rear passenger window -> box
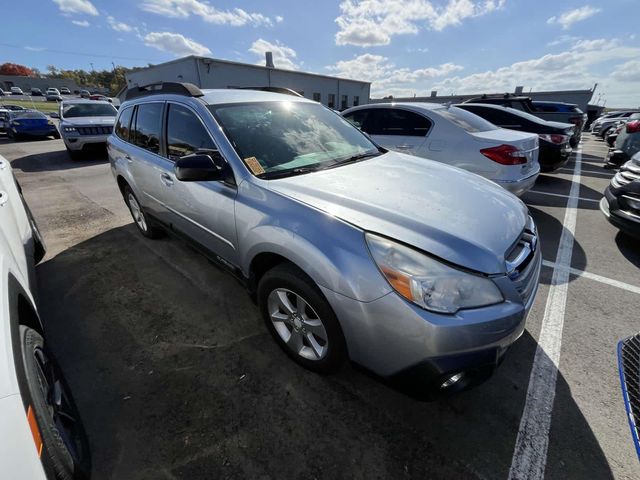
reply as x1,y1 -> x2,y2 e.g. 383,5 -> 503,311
166,103 -> 215,161
132,103 -> 163,154
363,108 -> 431,137
114,107 -> 133,141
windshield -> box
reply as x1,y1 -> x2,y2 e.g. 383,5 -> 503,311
62,103 -> 117,118
437,106 -> 497,132
209,101 -> 380,178
11,111 -> 46,120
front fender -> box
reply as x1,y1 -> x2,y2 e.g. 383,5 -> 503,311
237,181 -> 391,302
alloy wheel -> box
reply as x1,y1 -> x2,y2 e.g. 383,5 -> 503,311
127,193 -> 147,232
267,288 -> 328,361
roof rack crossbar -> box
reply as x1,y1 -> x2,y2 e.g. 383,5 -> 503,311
125,82 -> 204,101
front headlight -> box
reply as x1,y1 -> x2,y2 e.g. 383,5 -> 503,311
366,233 -> 503,314
63,126 -> 76,133
47,120 -> 54,125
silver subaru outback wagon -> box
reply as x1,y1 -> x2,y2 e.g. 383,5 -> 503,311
108,83 -> 541,398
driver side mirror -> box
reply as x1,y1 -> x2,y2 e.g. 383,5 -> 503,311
174,152 -> 225,182
49,112 -> 60,119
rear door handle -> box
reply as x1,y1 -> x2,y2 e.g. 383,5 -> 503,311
160,173 -> 174,186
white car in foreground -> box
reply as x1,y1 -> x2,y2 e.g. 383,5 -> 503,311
342,103 -> 540,196
0,154 -> 90,478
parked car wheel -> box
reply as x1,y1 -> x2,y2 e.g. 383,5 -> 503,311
257,263 -> 347,373
53,131 -> 61,140
20,326 -> 91,480
122,185 -> 163,238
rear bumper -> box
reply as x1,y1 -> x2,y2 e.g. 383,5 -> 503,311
493,165 -> 540,197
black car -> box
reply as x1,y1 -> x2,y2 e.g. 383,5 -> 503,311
30,88 -> 44,97
601,152 -> 640,237
464,94 -> 583,147
457,103 -> 573,172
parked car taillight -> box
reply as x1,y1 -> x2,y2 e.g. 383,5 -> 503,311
538,134 -> 568,145
479,144 -> 527,165
626,120 -> 640,134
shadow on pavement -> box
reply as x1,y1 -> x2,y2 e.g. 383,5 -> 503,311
527,206 -> 587,280
35,224 -> 613,480
615,231 -> 640,268
10,148 -> 108,172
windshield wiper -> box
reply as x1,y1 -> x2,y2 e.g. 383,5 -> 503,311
258,165 -> 323,180
324,150 -> 382,169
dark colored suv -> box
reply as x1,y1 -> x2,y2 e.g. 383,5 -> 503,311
457,103 -> 573,172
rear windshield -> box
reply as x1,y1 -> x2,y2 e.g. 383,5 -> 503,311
436,106 -> 497,132
62,103 -> 117,118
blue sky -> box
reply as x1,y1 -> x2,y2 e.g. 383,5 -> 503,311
1,0 -> 639,106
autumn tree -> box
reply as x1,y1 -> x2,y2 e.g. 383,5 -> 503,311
0,63 -> 34,76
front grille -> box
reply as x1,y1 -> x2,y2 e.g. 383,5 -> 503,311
612,169 -> 640,188
506,216 -> 539,304
618,334 -> 640,460
76,126 -> 112,136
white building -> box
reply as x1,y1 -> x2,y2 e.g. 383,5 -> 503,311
124,54 -> 370,110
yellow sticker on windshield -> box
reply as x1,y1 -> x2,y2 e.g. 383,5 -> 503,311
244,156 -> 265,175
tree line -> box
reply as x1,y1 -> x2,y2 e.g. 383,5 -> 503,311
0,62 -> 146,95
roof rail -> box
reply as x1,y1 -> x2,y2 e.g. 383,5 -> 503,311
125,82 -> 204,101
233,86 -> 303,97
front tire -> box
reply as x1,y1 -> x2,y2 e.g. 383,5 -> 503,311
257,263 -> 347,373
122,185 -> 163,239
20,326 -> 91,480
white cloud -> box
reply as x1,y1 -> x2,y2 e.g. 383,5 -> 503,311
52,0 -> 98,16
25,46 -> 46,52
335,0 -> 505,47
547,5 -> 600,30
144,31 -> 211,56
107,16 -> 134,32
71,19 -> 90,27
249,39 -> 298,70
327,53 -> 463,94
612,60 -> 640,82
140,0 -> 276,26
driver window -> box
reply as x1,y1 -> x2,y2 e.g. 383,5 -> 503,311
166,103 -> 216,161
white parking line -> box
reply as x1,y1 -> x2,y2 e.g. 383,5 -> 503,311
526,189 -> 599,204
508,145 -> 582,479
558,167 -> 611,177
542,260 -> 640,295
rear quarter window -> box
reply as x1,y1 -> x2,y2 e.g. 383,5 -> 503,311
114,106 -> 134,141
437,107 -> 497,132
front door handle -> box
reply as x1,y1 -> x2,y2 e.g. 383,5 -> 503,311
160,173 -> 174,186
124,154 -> 132,163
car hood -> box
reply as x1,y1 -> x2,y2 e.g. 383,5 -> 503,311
60,116 -> 115,126
265,151 -> 528,274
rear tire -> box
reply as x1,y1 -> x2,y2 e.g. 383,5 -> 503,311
257,263 -> 347,373
20,326 -> 91,480
122,185 -> 163,239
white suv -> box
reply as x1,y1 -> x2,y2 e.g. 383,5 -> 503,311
55,99 -> 117,159
0,154 -> 90,478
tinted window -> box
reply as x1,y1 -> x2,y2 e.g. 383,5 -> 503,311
166,104 -> 215,161
363,108 -> 431,136
132,103 -> 163,154
343,109 -> 369,129
114,107 -> 133,141
437,106 -> 497,132
459,106 -> 514,125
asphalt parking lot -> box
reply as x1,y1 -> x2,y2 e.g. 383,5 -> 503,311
1,132 -> 639,479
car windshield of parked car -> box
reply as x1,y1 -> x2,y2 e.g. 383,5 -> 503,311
62,103 -> 117,118
11,111 -> 46,120
437,106 -> 497,133
210,101 -> 381,178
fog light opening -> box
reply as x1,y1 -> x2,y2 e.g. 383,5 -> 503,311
440,372 -> 465,389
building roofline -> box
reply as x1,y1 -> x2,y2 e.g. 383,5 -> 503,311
131,55 -> 371,86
